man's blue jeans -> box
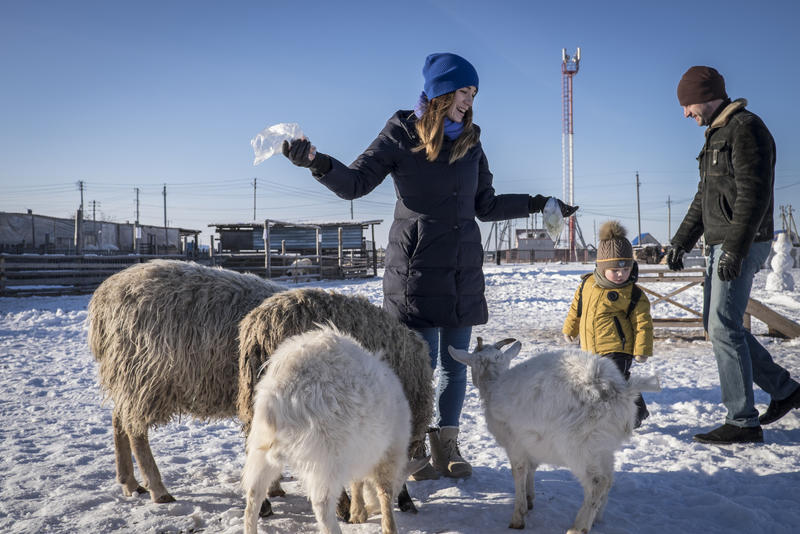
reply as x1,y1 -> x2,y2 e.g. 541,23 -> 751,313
415,326 -> 472,428
704,242 -> 798,427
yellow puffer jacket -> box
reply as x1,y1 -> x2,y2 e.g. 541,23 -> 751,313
562,273 -> 653,357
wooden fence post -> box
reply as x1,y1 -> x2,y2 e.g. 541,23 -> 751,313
264,221 -> 272,279
338,227 -> 344,269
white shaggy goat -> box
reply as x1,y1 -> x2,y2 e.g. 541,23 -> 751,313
448,338 -> 660,533
88,260 -> 286,503
243,325 -> 415,534
237,287 -> 434,516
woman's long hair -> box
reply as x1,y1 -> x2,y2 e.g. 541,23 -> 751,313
413,92 -> 479,164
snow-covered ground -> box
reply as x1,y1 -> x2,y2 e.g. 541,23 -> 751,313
2,263 -> 799,534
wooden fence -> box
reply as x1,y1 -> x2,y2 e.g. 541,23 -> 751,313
638,268 -> 800,338
1,247 -> 383,297
0,254 -> 188,297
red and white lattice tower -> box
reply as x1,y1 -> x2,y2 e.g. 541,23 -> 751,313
561,48 -> 580,261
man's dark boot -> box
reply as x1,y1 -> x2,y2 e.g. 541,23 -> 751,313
693,423 -> 763,445
759,386 -> 800,425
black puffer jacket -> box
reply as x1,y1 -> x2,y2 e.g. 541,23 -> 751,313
316,110 -> 529,328
672,99 -> 775,258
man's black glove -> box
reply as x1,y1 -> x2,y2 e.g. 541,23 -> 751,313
282,139 -> 332,176
665,246 -> 686,271
717,250 -> 743,281
528,195 -> 578,217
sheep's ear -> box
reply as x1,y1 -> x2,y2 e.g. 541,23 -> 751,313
447,345 -> 473,365
502,341 -> 522,363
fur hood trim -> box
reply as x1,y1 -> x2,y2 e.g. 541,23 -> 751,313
709,98 -> 747,129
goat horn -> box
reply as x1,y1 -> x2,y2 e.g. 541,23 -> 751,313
476,337 -> 484,351
494,338 -> 517,349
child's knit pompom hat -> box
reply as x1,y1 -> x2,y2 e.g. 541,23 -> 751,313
597,220 -> 633,269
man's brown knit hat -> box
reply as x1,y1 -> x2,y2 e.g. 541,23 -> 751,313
677,66 -> 728,106
596,220 -> 633,269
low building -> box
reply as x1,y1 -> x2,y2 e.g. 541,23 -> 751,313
515,228 -> 558,261
0,211 -> 199,255
208,219 -> 384,278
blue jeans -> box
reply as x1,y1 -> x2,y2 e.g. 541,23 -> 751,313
415,326 -> 472,428
704,242 -> 799,427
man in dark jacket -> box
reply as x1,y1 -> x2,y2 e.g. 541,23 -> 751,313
666,66 -> 800,444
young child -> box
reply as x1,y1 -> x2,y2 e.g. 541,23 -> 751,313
562,220 -> 654,427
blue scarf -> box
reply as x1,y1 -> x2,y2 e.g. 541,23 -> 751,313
414,91 -> 465,140
443,118 -> 463,140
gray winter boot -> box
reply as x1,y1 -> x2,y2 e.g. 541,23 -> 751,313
429,426 -> 472,479
407,436 -> 441,481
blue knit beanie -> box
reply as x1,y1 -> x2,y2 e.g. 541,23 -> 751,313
422,53 -> 479,100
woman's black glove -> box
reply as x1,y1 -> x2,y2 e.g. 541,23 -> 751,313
528,195 -> 578,217
665,246 -> 686,271
717,250 -> 743,281
556,199 -> 579,217
281,139 -> 332,176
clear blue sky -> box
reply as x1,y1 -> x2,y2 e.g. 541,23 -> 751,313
2,0 -> 799,249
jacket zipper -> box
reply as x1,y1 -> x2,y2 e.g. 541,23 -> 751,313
612,316 -> 626,349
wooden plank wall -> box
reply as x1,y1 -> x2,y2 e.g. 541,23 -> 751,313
0,254 -> 188,297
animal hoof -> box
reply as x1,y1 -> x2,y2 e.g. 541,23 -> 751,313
259,499 -> 273,518
397,484 -> 417,513
267,487 -> 286,498
154,494 -> 176,503
508,522 -> 525,529
135,486 -> 148,495
399,500 -> 418,513
336,494 -> 351,522
349,511 -> 368,524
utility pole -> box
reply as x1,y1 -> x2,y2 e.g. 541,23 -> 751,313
77,180 -> 85,216
789,205 -> 800,244
495,222 -> 500,265
635,171 -> 642,246
350,200 -> 354,220
134,187 -> 140,253
667,195 -> 672,242
91,200 -> 100,247
781,205 -> 787,231
163,184 -> 168,252
135,188 -> 140,224
253,178 -> 257,221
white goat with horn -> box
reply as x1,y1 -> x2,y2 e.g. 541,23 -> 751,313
449,337 -> 660,533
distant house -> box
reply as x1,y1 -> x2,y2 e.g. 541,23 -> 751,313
631,232 -> 661,246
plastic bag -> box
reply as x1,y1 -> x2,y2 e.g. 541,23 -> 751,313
251,122 -> 304,165
543,197 -> 565,242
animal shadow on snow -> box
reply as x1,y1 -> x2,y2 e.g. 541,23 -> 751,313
403,468 -> 799,534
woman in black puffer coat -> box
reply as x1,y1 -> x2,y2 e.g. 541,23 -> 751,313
282,52 -> 576,480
